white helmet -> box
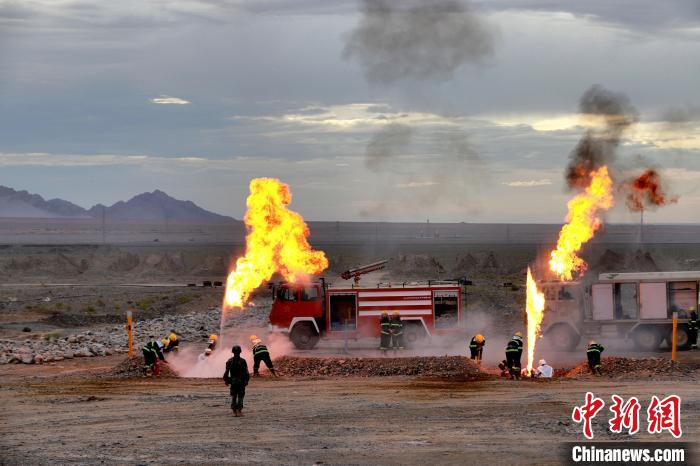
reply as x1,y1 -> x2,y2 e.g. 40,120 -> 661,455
539,359 -> 547,366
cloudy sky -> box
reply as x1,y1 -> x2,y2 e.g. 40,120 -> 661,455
1,0 -> 699,222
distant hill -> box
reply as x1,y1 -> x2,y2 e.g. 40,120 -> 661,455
88,190 -> 233,221
0,186 -> 89,218
0,186 -> 234,221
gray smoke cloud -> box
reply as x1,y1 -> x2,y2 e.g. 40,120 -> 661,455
365,123 -> 413,169
658,104 -> 700,131
343,0 -> 497,84
565,85 -> 639,189
362,124 -> 487,218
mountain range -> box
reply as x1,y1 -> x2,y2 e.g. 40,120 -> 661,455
0,186 -> 234,221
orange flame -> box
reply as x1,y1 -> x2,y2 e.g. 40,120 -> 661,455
223,178 -> 328,310
548,166 -> 614,281
526,267 -> 545,374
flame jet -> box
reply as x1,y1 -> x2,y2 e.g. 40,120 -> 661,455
223,178 -> 328,311
525,267 -> 545,374
549,166 -> 614,281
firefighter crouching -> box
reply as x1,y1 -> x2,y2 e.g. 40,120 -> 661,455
505,332 -> 523,380
250,335 -> 277,377
142,336 -> 167,377
469,334 -> 485,364
163,331 -> 179,353
689,311 -> 698,350
224,345 -> 250,417
587,341 -> 604,375
379,311 -> 391,351
391,311 -> 404,349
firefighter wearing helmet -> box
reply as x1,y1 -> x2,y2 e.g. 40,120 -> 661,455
142,336 -> 166,377
207,334 -> 218,353
505,331 -> 524,380
224,345 -> 250,417
586,340 -> 605,375
469,334 -> 486,364
379,311 -> 391,351
250,335 -> 276,377
163,331 -> 179,353
390,311 -> 404,350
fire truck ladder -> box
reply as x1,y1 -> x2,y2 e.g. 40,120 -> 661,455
340,260 -> 388,286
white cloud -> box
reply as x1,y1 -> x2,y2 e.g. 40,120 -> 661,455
395,181 -> 438,188
149,95 -> 191,105
503,179 -> 552,187
0,152 -> 206,167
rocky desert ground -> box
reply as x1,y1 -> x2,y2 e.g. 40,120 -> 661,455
1,221 -> 699,464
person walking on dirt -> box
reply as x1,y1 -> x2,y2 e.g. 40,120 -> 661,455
689,311 -> 698,350
586,340 -> 604,375
224,345 -> 250,417
379,311 -> 391,351
469,334 -> 485,364
250,335 -> 277,377
505,332 -> 523,380
142,337 -> 166,377
390,311 -> 405,350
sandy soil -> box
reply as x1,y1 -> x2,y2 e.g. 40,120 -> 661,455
1,356 -> 697,465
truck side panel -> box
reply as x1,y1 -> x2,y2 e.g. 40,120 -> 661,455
639,282 -> 667,319
591,284 -> 613,320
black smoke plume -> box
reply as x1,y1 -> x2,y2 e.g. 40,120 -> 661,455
343,0 -> 497,84
565,85 -> 639,189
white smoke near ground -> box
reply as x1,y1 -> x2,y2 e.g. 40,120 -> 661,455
168,327 -> 294,378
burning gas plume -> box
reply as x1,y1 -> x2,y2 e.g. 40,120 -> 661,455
549,166 -> 614,281
525,267 -> 545,374
623,169 -> 678,212
223,178 -> 328,310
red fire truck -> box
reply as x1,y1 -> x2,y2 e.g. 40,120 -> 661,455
268,279 -> 465,349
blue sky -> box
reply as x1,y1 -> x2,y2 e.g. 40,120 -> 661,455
0,0 -> 699,222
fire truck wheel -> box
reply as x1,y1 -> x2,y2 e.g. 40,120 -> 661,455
667,325 -> 691,350
633,326 -> 662,351
290,323 -> 319,350
547,324 -> 580,351
404,322 -> 428,345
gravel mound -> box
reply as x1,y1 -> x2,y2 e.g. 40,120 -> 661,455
275,356 -> 489,380
564,357 -> 696,379
108,356 -> 178,378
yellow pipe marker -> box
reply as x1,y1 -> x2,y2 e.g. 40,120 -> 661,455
126,310 -> 133,358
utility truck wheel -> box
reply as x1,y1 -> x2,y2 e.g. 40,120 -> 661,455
404,322 -> 428,345
547,324 -> 580,351
633,326 -> 662,351
290,323 -> 319,350
668,326 -> 691,350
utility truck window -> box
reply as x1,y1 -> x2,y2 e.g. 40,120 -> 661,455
301,287 -> 319,301
558,286 -> 574,301
668,281 -> 698,317
434,291 -> 458,328
278,287 -> 297,302
614,283 -> 638,320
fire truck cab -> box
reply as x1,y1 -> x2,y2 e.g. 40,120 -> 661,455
540,271 -> 700,351
268,280 -> 464,349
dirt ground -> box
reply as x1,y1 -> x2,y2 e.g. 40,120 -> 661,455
1,355 -> 697,465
